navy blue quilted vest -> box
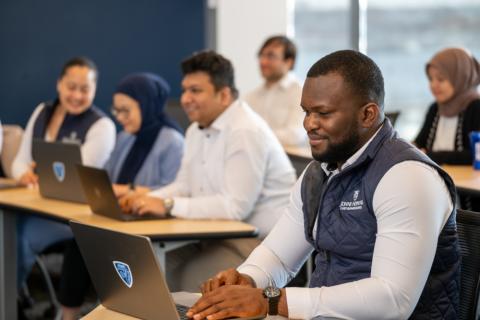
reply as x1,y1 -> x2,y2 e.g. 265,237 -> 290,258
301,120 -> 460,319
32,100 -> 106,144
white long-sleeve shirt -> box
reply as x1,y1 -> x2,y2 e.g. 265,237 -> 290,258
149,100 -> 296,237
12,103 -> 116,179
245,73 -> 307,148
238,131 -> 453,319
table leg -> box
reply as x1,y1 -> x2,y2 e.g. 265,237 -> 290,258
0,208 -> 17,320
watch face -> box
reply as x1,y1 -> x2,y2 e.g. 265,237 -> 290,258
264,286 -> 281,298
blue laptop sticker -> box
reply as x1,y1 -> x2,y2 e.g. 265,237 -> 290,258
52,161 -> 66,182
113,260 -> 133,288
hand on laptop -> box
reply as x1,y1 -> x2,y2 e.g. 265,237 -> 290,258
187,285 -> 267,320
200,268 -> 255,294
18,162 -> 38,187
119,193 -> 169,217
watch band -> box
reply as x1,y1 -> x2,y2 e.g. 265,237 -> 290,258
268,296 -> 279,315
263,286 -> 281,316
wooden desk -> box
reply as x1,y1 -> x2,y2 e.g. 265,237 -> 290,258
0,188 -> 257,320
83,305 -> 287,320
442,165 -> 480,195
83,292 -> 287,319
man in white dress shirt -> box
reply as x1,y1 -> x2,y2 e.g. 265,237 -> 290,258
245,35 -> 306,147
121,51 -> 296,291
187,50 -> 460,320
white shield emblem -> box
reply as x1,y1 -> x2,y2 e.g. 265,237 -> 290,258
52,162 -> 65,182
113,261 -> 133,288
353,190 -> 359,201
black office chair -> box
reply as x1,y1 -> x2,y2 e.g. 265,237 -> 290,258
385,111 -> 401,127
456,209 -> 480,320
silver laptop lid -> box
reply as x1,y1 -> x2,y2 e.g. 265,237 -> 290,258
76,164 -> 162,221
32,139 -> 86,203
70,220 -> 180,320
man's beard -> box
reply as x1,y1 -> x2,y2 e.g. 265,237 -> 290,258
311,129 -> 360,165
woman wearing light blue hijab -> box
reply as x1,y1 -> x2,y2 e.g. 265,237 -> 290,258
57,73 -> 184,320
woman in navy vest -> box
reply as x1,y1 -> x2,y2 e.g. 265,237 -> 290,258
14,57 -> 117,293
57,73 -> 184,320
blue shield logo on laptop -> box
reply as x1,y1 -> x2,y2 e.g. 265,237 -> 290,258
113,261 -> 133,288
52,162 -> 65,182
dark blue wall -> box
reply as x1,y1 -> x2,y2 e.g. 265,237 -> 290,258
0,0 -> 206,126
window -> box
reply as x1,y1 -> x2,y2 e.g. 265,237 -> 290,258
294,0 -> 350,79
294,0 -> 480,140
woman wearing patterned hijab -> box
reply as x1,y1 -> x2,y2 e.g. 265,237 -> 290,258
57,73 -> 184,320
414,47 -> 480,165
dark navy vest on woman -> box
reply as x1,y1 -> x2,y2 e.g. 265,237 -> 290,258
301,120 -> 460,319
32,100 -> 106,144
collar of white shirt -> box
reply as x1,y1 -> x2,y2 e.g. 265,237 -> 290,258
200,99 -> 242,134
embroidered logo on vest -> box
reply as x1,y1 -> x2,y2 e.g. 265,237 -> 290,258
62,131 -> 81,144
339,189 -> 364,211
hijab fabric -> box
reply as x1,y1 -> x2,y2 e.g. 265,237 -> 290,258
115,73 -> 182,184
426,47 -> 480,117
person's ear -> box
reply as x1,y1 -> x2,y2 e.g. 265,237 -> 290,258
359,102 -> 380,128
219,86 -> 233,107
285,58 -> 294,71
56,79 -> 62,93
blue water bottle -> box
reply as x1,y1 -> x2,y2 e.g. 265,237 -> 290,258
469,131 -> 480,170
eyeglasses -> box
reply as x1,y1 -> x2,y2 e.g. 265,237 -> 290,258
110,106 -> 130,118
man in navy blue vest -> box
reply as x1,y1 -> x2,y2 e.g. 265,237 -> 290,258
186,50 -> 460,320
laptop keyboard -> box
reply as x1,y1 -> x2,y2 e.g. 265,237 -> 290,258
176,304 -> 190,320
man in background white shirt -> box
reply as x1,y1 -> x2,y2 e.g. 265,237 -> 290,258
245,35 -> 306,147
187,50 -> 460,320
121,51 -> 296,292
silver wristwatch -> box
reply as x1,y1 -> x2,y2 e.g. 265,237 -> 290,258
163,197 -> 174,214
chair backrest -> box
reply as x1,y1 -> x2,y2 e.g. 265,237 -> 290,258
456,208 -> 480,320
1,124 -> 23,178
385,111 -> 401,127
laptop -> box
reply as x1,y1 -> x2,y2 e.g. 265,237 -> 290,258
70,221 -> 264,320
76,164 -> 161,221
32,139 -> 86,203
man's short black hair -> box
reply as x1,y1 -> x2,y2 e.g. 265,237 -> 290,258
259,35 -> 297,69
60,56 -> 98,81
181,50 -> 239,99
307,50 -> 384,109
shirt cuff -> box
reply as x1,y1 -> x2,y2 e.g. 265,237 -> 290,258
285,287 -> 317,319
236,265 -> 270,289
170,197 -> 189,218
